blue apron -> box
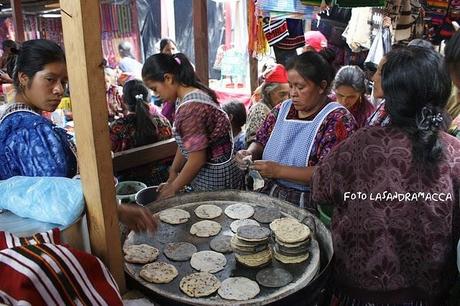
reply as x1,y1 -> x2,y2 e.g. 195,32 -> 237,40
262,99 -> 344,192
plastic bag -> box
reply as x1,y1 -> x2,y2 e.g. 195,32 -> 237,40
0,176 -> 85,226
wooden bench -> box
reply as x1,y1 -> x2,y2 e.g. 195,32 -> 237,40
112,138 -> 177,172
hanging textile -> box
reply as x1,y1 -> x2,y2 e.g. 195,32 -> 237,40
342,7 -> 373,52
425,0 -> 459,44
256,0 -> 317,19
364,27 -> 392,65
337,0 -> 385,7
263,19 -> 289,45
249,0 -> 270,57
100,0 -> 141,67
275,19 -> 306,50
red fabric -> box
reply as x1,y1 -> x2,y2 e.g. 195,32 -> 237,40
0,231 -> 122,306
0,228 -> 61,251
304,31 -> 328,52
264,64 -> 288,84
215,89 -> 251,110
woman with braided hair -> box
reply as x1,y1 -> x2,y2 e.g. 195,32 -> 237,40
312,46 -> 460,305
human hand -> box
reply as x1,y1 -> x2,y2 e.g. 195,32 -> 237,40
157,182 -> 178,200
0,70 -> 12,83
235,150 -> 253,170
250,160 -> 280,179
117,204 -> 159,233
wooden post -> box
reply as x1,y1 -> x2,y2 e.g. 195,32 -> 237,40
193,0 -> 209,85
246,0 -> 258,92
249,57 -> 258,93
10,0 -> 25,42
59,0 -> 126,292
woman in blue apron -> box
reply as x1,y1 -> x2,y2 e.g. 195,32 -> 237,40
142,53 -> 244,200
235,51 -> 357,212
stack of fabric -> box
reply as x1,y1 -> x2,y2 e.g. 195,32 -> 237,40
270,218 -> 311,264
231,225 -> 272,268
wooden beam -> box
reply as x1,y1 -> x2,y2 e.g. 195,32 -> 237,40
193,0 -> 209,86
59,0 -> 126,292
249,52 -> 258,93
10,0 -> 25,42
246,0 -> 258,93
112,138 -> 177,172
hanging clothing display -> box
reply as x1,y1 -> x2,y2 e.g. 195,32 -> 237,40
100,0 -> 141,67
385,0 -> 421,41
342,7 -> 373,52
425,0 -> 460,44
275,19 -> 305,50
263,19 -> 289,45
256,0 -> 318,19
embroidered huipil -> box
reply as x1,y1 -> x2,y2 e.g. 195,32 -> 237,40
0,103 -> 77,180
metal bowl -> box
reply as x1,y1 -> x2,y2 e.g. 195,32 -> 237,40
116,181 -> 147,203
135,186 -> 159,206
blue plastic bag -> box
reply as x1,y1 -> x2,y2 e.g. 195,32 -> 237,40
0,176 -> 85,226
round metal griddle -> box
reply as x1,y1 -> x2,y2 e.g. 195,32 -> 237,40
123,191 -> 332,306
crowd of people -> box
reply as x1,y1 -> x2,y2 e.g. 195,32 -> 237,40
0,26 -> 459,305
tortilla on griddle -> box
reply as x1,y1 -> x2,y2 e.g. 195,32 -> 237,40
190,250 -> 227,273
273,248 -> 309,264
237,225 -> 270,242
123,244 -> 159,264
256,267 -> 293,288
139,262 -> 178,284
230,219 -> 259,233
235,248 -> 272,268
179,272 -> 221,297
189,220 -> 221,237
209,235 -> 233,253
270,218 -> 310,244
224,203 -> 254,220
163,242 -> 197,261
159,208 -> 191,225
253,207 -> 281,224
218,277 -> 260,300
194,204 -> 222,219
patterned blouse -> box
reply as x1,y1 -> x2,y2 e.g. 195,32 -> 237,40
246,101 -> 271,145
109,112 -> 172,153
312,127 -> 460,304
348,97 -> 375,128
255,102 -> 358,167
367,100 -> 390,127
174,98 -> 233,163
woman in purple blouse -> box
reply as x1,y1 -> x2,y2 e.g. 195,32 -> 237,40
313,46 -> 460,305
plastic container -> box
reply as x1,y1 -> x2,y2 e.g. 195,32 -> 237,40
318,205 -> 333,228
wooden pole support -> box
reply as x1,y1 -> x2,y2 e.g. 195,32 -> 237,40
59,0 -> 126,293
10,0 -> 25,42
193,0 -> 209,86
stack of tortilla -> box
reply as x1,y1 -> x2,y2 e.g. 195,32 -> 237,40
270,218 -> 311,264
231,225 -> 272,268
